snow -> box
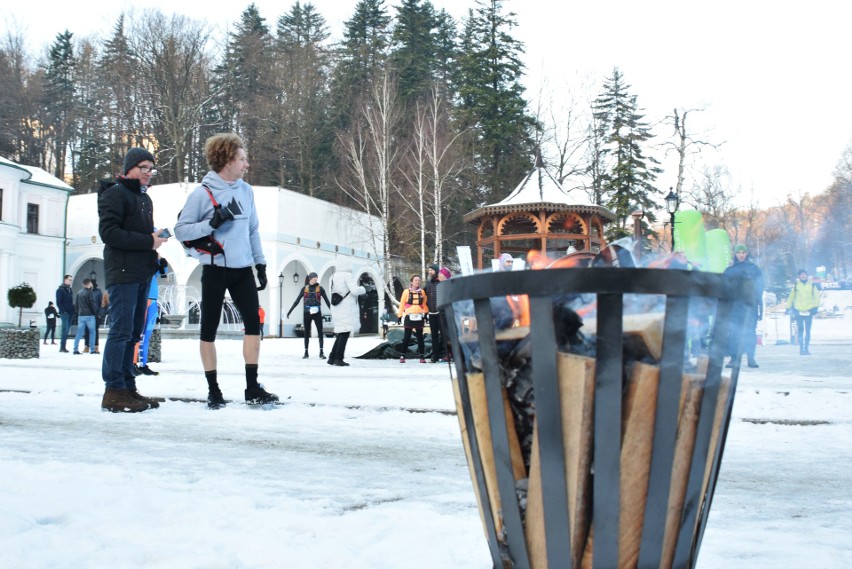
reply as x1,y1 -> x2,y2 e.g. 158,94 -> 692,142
1,316 -> 851,568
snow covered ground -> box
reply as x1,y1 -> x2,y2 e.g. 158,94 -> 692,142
1,314 -> 850,568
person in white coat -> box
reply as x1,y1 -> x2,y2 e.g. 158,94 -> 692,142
327,264 -> 367,366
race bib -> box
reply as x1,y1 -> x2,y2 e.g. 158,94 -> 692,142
409,313 -> 423,321
309,307 -> 319,314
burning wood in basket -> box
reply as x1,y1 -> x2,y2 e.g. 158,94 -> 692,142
453,296 -> 731,569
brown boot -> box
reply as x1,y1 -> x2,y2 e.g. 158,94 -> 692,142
101,388 -> 149,413
129,390 -> 160,409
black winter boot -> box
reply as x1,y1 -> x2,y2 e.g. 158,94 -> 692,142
245,384 -> 279,405
303,350 -> 309,359
207,388 -> 226,409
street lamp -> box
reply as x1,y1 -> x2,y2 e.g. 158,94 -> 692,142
293,271 -> 300,284
278,271 -> 285,338
665,188 -> 679,251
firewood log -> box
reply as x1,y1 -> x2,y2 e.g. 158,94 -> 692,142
465,372 -> 527,538
583,313 -> 665,361
452,376 -> 488,537
660,373 -> 704,569
581,366 -> 704,569
526,353 -> 595,569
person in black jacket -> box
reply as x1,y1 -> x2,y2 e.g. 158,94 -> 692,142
724,244 -> 764,368
424,265 -> 442,362
55,275 -> 74,352
43,301 -> 58,344
73,279 -> 99,355
84,280 -> 103,354
97,147 -> 168,412
287,272 -> 331,359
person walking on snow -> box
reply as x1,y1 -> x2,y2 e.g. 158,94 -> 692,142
787,269 -> 820,355
724,244 -> 764,368
174,133 -> 276,409
287,272 -> 331,359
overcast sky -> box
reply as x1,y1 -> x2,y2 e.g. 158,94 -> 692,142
4,0 -> 851,209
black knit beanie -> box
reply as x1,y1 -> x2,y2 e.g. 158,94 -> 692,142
122,148 -> 156,174
429,264 -> 439,275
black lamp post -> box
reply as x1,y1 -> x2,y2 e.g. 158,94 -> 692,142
278,271 -> 285,338
665,188 -> 679,251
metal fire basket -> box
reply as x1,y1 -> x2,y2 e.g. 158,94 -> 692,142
437,267 -> 754,569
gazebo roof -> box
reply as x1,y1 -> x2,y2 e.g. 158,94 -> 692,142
464,159 -> 615,223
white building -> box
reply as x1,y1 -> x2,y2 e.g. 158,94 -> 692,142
66,182 -> 385,337
0,157 -> 73,328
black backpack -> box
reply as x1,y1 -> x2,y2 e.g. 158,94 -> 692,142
179,185 -> 225,263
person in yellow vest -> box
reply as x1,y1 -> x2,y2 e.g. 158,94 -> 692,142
787,269 -> 820,355
397,274 -> 429,363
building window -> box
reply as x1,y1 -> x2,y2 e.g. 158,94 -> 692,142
27,203 -> 39,234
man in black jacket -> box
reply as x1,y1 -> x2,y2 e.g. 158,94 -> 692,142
424,265 -> 442,363
73,279 -> 99,355
724,244 -> 764,368
97,148 -> 168,412
55,275 -> 74,352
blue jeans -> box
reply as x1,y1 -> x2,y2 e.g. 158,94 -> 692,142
59,313 -> 72,350
102,281 -> 150,390
73,315 -> 97,353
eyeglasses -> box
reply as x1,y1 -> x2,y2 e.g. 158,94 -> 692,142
137,166 -> 158,175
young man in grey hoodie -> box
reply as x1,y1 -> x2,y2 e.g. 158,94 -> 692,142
175,133 -> 277,408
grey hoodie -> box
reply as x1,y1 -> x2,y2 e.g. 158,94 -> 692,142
174,171 -> 266,268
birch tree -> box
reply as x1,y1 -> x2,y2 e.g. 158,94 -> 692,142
337,70 -> 401,306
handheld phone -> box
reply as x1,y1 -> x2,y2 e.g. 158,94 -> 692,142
158,228 -> 172,238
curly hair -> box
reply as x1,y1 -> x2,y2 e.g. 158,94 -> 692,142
204,133 -> 246,173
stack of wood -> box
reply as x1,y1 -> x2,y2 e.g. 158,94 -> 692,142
452,312 -> 732,569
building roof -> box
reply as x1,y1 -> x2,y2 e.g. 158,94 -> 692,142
464,160 -> 615,223
0,156 -> 74,191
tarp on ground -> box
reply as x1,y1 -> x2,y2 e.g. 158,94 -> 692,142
357,327 -> 435,359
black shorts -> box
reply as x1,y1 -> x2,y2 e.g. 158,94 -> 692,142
200,265 -> 260,342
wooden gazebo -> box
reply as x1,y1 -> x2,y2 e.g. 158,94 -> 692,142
464,155 -> 616,269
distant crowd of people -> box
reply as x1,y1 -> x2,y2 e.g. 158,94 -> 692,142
45,141 -> 826,414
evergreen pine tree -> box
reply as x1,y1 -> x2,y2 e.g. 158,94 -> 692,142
455,0 -> 535,203
98,14 -> 143,172
593,68 -> 661,238
329,0 -> 391,131
72,40 -> 111,192
275,1 -> 334,195
216,4 -> 276,184
390,0 -> 438,109
43,30 -> 77,179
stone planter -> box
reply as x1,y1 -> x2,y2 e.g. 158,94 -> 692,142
0,328 -> 41,359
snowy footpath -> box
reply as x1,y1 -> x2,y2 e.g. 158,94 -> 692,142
1,316 -> 850,568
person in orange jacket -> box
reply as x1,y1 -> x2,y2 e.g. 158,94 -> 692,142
397,274 -> 429,363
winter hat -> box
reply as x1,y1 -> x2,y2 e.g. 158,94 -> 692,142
122,147 -> 156,175
734,244 -> 748,253
429,264 -> 440,275
439,267 -> 452,279
499,253 -> 513,264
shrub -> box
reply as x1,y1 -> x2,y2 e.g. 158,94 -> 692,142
7,282 -> 37,328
